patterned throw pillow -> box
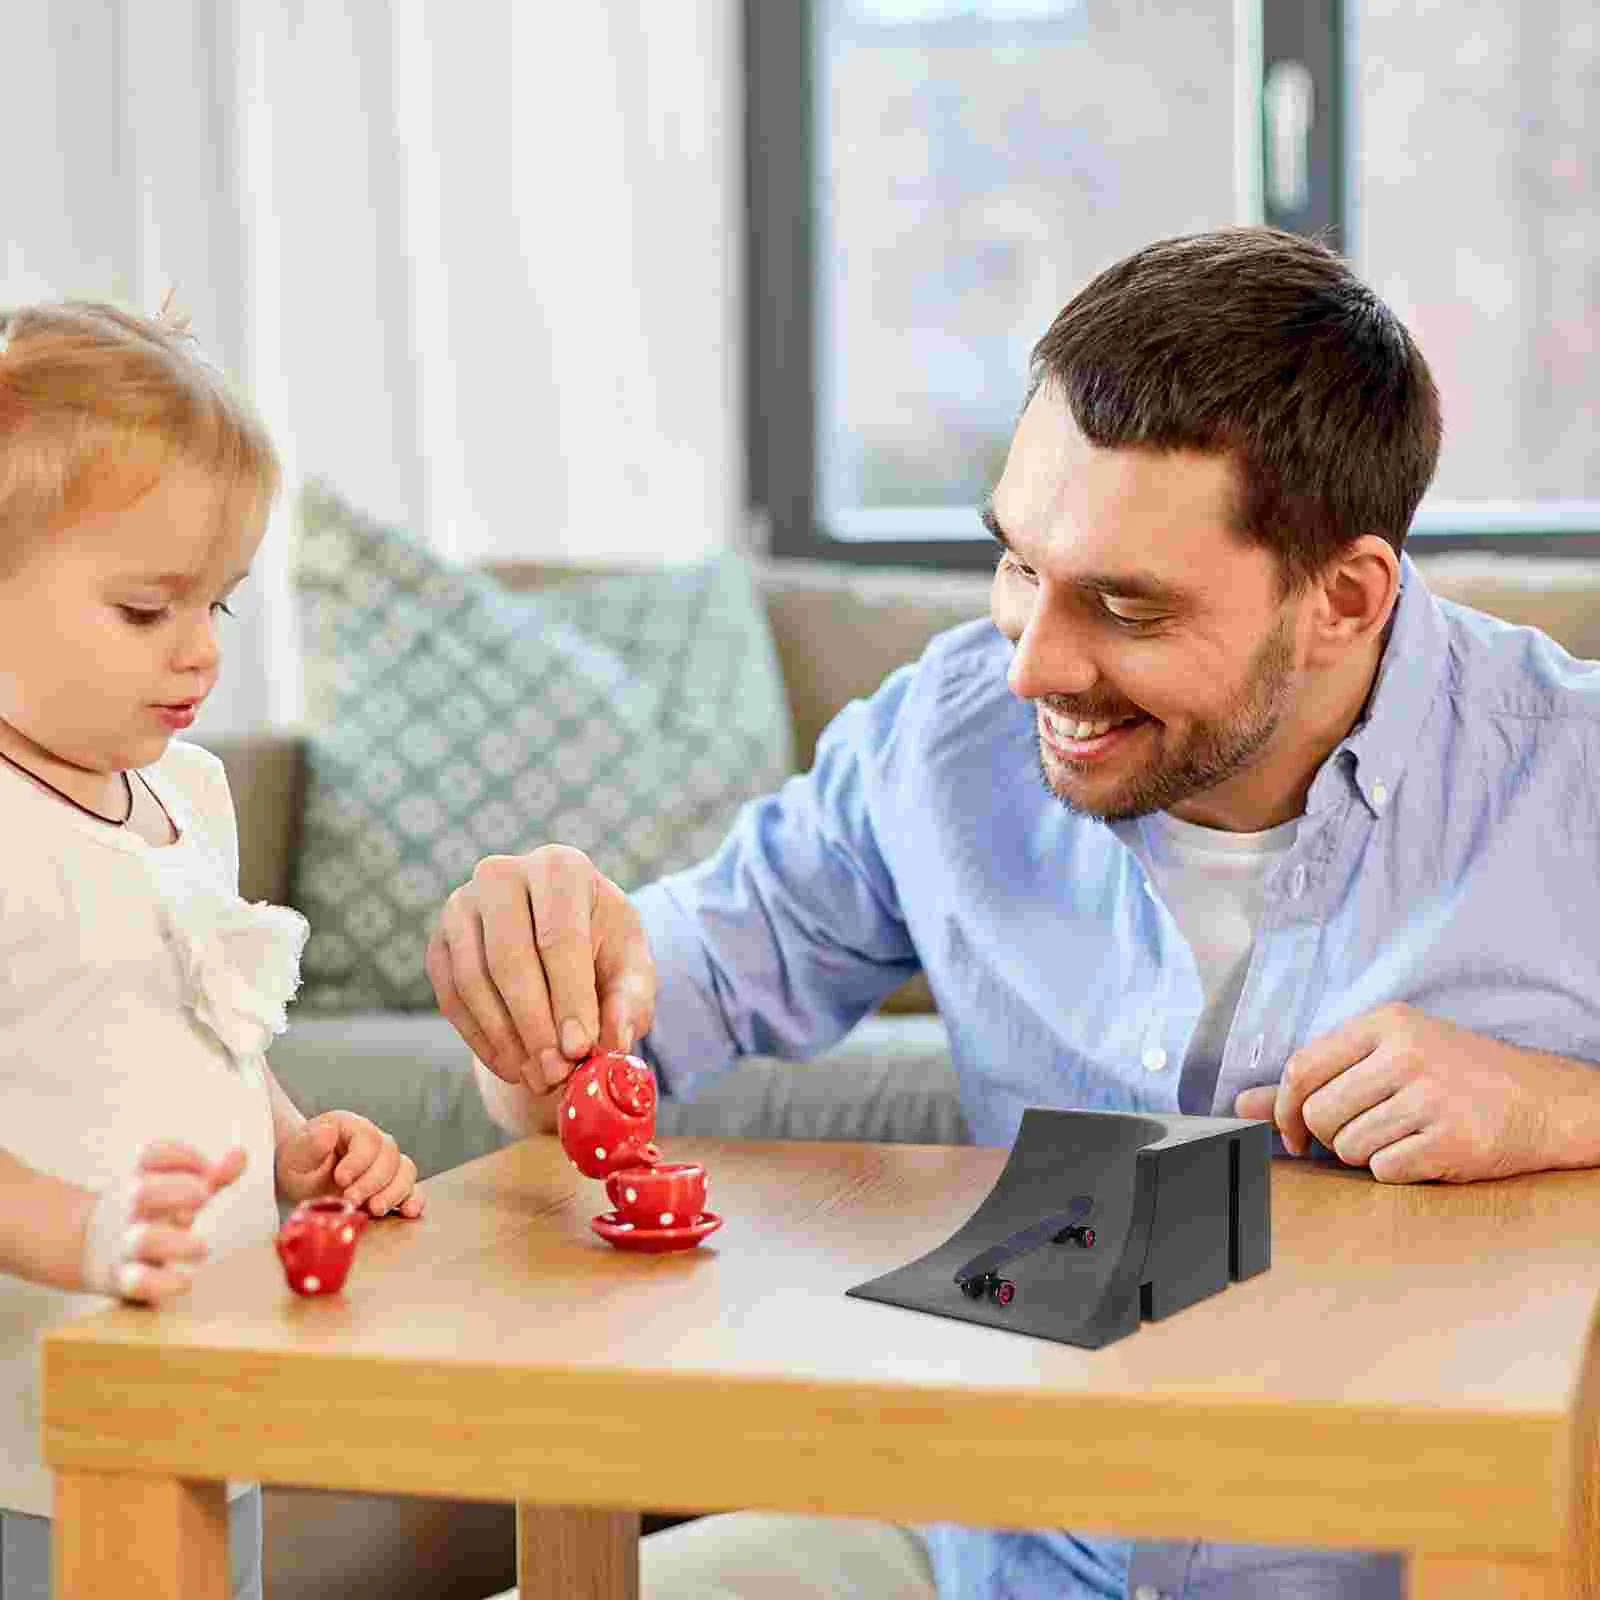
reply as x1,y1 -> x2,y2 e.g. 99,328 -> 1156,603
288,479 -> 794,1011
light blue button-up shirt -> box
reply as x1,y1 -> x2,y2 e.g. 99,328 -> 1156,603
631,551 -> 1600,1599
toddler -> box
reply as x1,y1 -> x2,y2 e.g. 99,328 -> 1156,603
0,300 -> 424,1600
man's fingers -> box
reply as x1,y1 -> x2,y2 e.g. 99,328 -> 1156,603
593,882 -> 656,1054
470,859 -> 560,1067
434,848 -> 653,1092
1233,1086 -> 1277,1122
525,847 -> 601,1067
427,936 -> 522,1082
598,972 -> 655,1056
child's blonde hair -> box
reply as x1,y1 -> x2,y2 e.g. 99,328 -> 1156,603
0,292 -> 280,580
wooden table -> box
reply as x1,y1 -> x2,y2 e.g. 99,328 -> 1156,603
43,1135 -> 1600,1599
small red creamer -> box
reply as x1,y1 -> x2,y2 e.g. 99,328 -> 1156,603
275,1197 -> 369,1296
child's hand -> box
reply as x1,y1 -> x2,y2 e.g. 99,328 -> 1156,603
82,1141 -> 248,1305
275,1111 -> 424,1219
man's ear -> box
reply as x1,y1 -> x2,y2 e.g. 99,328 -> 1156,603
1310,536 -> 1400,658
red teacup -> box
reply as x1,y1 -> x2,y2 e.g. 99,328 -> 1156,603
559,1052 -> 661,1179
275,1197 -> 369,1296
604,1161 -> 707,1229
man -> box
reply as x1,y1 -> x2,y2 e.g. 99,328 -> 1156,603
432,227 -> 1600,1599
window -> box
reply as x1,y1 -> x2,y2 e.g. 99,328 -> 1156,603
745,0 -> 1600,568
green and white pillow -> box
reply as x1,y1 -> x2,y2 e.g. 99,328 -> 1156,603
288,479 -> 793,1011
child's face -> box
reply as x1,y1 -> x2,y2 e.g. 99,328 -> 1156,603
0,463 -> 263,776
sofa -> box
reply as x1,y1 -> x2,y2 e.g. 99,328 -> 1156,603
207,547 -> 1600,1599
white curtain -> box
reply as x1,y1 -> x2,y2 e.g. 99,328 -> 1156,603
2,1 -> 744,736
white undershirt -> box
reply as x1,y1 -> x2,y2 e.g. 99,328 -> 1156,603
1130,807 -> 1300,1115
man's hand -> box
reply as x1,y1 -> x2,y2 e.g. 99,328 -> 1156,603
425,846 -> 657,1094
275,1111 -> 424,1218
1233,1001 -> 1596,1184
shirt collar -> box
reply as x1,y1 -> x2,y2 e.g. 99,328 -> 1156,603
1305,548 -> 1449,818
1102,547 -> 1448,845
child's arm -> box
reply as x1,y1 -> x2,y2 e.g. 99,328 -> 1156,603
0,1141 -> 244,1301
0,1145 -> 97,1291
262,1060 -> 308,1146
263,1063 -> 425,1219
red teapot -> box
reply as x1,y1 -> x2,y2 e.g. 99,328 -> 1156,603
558,1051 -> 662,1179
275,1196 -> 369,1296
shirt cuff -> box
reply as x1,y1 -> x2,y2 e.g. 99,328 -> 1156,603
631,879 -> 740,1103
472,1051 -> 538,1136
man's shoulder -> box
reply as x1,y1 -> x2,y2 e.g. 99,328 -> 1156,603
1434,596 -> 1600,726
901,616 -> 1016,710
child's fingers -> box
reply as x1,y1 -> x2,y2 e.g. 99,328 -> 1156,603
344,1148 -> 399,1209
397,1188 -> 425,1219
331,1121 -> 387,1190
131,1171 -> 217,1222
117,1260 -> 197,1308
135,1140 -> 214,1176
338,1130 -> 396,1202
358,1155 -> 419,1218
124,1221 -> 210,1269
207,1146 -> 248,1190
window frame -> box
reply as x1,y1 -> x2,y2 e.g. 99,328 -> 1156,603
744,0 -> 1600,569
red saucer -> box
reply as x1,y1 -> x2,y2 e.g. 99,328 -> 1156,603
591,1210 -> 723,1254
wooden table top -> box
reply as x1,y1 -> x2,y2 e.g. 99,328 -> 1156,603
43,1135 -> 1600,1566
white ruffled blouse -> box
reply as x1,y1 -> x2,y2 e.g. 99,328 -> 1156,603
166,891 -> 310,1072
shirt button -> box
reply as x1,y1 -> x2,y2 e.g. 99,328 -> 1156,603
1372,781 -> 1389,807
1290,862 -> 1307,898
1249,1034 -> 1264,1069
1134,1587 -> 1165,1600
1142,1046 -> 1167,1072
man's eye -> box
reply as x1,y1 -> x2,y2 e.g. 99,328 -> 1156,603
999,552 -> 1037,581
1103,603 -> 1160,630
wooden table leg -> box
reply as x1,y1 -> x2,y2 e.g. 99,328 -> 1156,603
1408,1554 -> 1562,1598
54,1471 -> 227,1599
517,1504 -> 639,1600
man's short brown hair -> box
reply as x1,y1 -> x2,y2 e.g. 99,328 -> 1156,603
1027,227 -> 1442,597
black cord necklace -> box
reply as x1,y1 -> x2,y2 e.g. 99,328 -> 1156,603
0,744 -> 170,830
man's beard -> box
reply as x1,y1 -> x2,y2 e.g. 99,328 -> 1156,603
1040,609 -> 1298,824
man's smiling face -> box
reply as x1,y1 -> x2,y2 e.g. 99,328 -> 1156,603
988,380 -> 1310,830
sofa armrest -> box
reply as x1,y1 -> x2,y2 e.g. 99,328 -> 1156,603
199,731 -> 308,909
